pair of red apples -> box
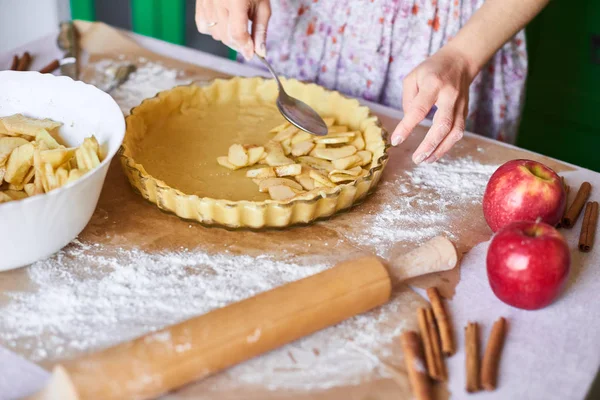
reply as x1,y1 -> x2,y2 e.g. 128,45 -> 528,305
483,159 -> 570,310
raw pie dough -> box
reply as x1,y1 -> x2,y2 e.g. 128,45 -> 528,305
121,77 -> 388,228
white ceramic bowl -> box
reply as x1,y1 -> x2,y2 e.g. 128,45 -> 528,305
0,71 -> 125,271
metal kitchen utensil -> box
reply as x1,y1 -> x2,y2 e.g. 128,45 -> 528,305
104,64 -> 137,93
257,55 -> 328,136
57,21 -> 79,80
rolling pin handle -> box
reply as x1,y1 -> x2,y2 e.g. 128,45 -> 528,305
386,236 -> 458,285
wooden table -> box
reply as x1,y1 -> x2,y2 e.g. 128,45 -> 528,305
0,23 -> 598,400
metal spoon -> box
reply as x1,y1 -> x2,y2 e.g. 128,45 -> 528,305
104,64 -> 137,93
257,56 -> 328,136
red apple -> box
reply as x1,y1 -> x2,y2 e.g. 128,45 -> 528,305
483,159 -> 566,232
487,220 -> 570,310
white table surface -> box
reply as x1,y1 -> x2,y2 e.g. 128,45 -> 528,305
1,31 -> 599,400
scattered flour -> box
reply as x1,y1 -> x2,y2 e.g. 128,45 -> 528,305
406,157 -> 498,200
0,60 -> 501,393
88,58 -> 192,115
336,157 -> 498,255
0,240 -> 407,391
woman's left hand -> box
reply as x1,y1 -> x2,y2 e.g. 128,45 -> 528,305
391,46 -> 476,164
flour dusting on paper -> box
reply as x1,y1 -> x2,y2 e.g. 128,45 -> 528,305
406,157 -> 498,200
330,157 -> 498,256
0,240 -> 411,391
88,58 -> 191,114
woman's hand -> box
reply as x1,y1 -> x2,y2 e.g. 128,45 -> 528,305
195,0 -> 271,60
391,46 -> 476,164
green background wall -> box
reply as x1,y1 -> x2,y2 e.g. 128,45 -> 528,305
519,0 -> 600,171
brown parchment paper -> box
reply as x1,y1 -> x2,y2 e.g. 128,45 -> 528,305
0,21 -> 574,400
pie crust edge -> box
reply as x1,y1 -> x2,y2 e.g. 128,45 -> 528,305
119,77 -> 390,229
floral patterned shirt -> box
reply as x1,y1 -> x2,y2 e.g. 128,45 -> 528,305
243,0 -> 528,143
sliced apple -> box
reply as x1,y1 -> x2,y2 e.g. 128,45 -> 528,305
227,144 -> 249,167
281,138 -> 293,155
322,117 -> 336,127
24,183 -> 38,196
246,145 -> 265,166
5,142 -> 34,184
268,185 -> 300,200
297,156 -> 334,172
217,156 -> 242,170
351,133 -> 366,150
0,137 -> 29,165
311,145 -> 357,161
265,141 -> 294,166
274,163 -> 302,177
272,125 -> 298,142
309,170 -> 336,188
315,136 -> 353,145
332,154 -> 362,170
35,129 -> 61,150
357,150 -> 372,166
291,131 -> 313,145
0,192 -> 13,203
258,177 -> 303,193
295,173 -> 315,190
291,141 -> 315,157
75,137 -> 101,170
55,166 -> 69,188
68,168 -> 88,183
8,167 -> 35,190
40,147 -> 76,168
327,125 -> 349,133
4,189 -> 28,200
0,114 -> 62,137
246,167 -> 276,179
269,121 -> 291,133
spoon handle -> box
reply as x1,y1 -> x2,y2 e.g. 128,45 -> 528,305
257,56 -> 286,94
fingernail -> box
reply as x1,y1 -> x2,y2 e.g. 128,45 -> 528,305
256,42 -> 267,57
425,155 -> 438,164
391,135 -> 401,146
413,152 -> 428,164
243,42 -> 254,60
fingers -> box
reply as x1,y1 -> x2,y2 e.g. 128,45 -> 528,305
412,88 -> 459,164
213,6 -> 229,43
252,1 -> 272,57
422,99 -> 467,163
228,4 -> 254,59
391,83 -> 437,147
195,0 -> 209,33
401,73 -> 418,116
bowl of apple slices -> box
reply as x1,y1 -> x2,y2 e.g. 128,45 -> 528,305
0,71 -> 125,271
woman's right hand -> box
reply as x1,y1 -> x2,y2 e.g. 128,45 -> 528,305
195,0 -> 271,60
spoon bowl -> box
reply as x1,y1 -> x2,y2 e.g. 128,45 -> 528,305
258,56 -> 328,136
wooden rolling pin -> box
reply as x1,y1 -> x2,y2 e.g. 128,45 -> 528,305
30,236 -> 457,400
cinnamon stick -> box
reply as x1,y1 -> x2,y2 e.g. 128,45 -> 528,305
465,322 -> 481,393
16,52 -> 32,71
579,201 -> 598,252
9,55 -> 19,70
481,317 -> 507,391
557,177 -> 570,228
425,307 -> 447,381
562,182 -> 592,228
39,59 -> 60,74
426,287 -> 455,356
401,331 -> 433,400
417,307 -> 438,379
